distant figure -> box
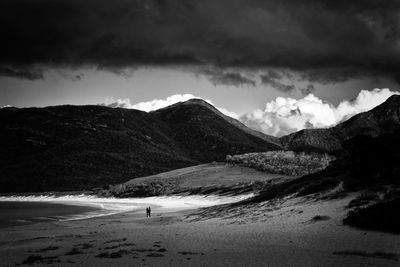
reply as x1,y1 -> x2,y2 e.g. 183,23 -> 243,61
146,207 -> 152,217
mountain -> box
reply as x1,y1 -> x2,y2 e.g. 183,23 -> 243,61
161,99 -> 281,147
280,95 -> 400,153
0,100 -> 279,192
151,99 -> 281,161
3,95 -> 399,193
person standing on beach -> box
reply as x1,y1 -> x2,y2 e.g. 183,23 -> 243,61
148,206 -> 151,217
146,207 -> 149,217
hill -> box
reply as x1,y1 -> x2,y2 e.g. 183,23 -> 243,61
152,99 -> 281,162
280,95 -> 400,153
162,99 -> 281,146
100,162 -> 292,198
0,100 -> 279,192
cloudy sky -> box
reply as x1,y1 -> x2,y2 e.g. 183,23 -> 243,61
1,0 -> 400,136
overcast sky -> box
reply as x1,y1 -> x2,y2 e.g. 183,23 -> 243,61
1,0 -> 400,136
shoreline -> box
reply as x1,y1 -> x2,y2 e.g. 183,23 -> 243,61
0,193 -> 253,229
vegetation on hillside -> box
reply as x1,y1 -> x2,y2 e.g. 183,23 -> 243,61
226,151 -> 334,176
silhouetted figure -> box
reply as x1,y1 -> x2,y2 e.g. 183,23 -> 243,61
146,207 -> 149,217
148,206 -> 151,217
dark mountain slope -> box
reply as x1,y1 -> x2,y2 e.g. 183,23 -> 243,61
279,128 -> 341,153
152,99 -> 281,162
335,94 -> 400,139
0,105 -> 196,192
160,99 -> 281,146
280,95 -> 400,153
0,100 -> 278,192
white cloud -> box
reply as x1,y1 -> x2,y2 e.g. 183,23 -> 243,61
216,107 -> 240,119
102,94 -> 239,119
102,89 -> 398,137
335,88 -> 398,121
131,94 -> 201,112
102,97 -> 132,109
240,88 -> 399,137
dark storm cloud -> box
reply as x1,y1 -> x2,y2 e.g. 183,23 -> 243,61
0,66 -> 44,80
204,69 -> 256,87
300,68 -> 371,85
56,71 -> 84,81
260,70 -> 295,92
299,85 -> 316,96
1,0 -> 400,83
260,70 -> 315,95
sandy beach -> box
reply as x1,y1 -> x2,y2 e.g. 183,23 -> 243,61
0,194 -> 399,267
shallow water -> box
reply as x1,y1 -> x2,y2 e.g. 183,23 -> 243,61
0,201 -> 99,229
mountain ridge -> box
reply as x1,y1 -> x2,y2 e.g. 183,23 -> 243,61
0,100 -> 278,192
280,94 -> 400,153
1,95 -> 400,192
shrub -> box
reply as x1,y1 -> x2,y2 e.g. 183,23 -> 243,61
226,151 -> 334,176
